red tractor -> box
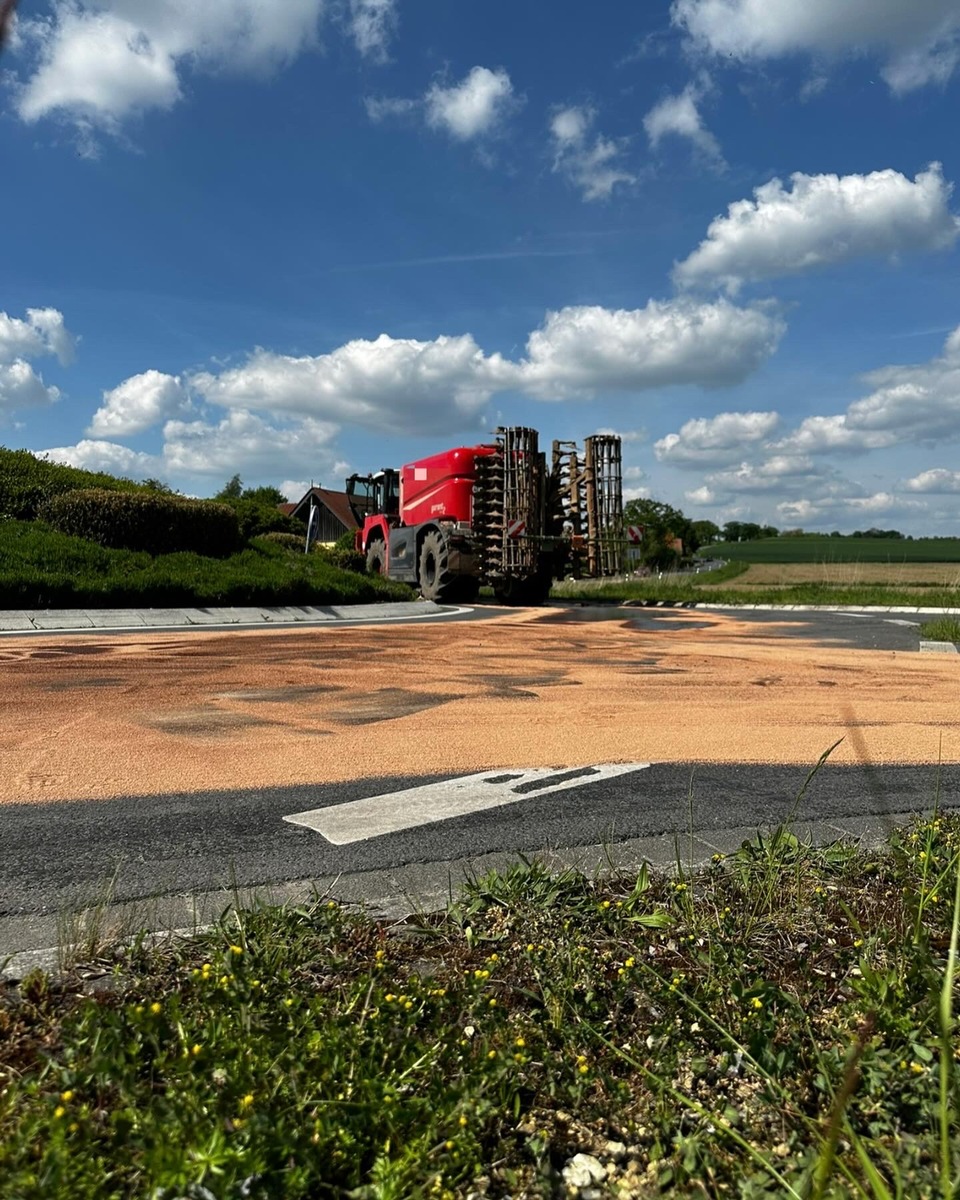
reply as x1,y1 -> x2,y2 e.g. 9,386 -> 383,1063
346,426 -> 624,605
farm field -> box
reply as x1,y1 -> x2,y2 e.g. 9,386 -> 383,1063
702,536 -> 960,563
697,561 -> 960,591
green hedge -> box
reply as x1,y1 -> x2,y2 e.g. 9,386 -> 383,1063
0,521 -> 413,608
258,531 -> 308,551
221,497 -> 299,541
39,489 -> 241,557
0,447 -> 142,520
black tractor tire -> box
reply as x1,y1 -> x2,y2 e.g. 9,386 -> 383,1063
365,537 -> 387,576
418,529 -> 457,602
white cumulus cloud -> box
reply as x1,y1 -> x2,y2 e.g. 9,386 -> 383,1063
0,307 -> 76,365
704,454 -> 817,494
643,79 -> 724,167
516,299 -> 785,398
674,164 -> 959,293
550,105 -> 636,202
846,324 -> 960,441
671,0 -> 960,93
39,438 -> 161,477
15,0 -> 324,131
0,307 -> 76,415
190,333 -> 513,435
88,369 -> 190,437
187,300 -> 784,433
425,66 -> 516,140
770,414 -> 898,455
162,410 -> 340,477
906,468 -> 960,493
0,361 -> 61,413
654,410 -> 778,464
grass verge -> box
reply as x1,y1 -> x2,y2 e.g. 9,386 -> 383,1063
552,562 -> 960,609
922,618 -> 960,645
0,521 -> 413,608
2,815 -> 959,1198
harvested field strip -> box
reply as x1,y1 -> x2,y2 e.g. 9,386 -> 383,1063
698,562 -> 960,589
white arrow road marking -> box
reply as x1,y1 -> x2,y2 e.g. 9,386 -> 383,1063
283,763 -> 651,845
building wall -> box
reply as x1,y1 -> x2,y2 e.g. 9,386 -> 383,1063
316,508 -> 350,543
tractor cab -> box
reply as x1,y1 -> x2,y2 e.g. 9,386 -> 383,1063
346,468 -> 400,526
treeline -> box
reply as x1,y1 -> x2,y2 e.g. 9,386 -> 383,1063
703,521 -> 910,543
620,495 -> 954,571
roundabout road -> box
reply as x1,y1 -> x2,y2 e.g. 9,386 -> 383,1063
1,604 -> 958,964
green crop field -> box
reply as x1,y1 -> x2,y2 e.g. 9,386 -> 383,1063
701,536 -> 960,564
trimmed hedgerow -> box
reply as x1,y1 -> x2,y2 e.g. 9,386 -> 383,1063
257,531 -> 308,552
39,489 -> 241,558
0,447 -> 142,521
0,520 -> 413,608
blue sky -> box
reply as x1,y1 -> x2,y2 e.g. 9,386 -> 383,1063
2,0 -> 960,534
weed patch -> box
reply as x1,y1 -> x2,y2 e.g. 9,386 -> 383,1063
922,617 -> 960,645
2,816 -> 959,1197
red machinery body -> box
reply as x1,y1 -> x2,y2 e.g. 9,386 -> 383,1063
398,445 -> 495,527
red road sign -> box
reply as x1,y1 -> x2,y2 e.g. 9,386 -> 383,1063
627,525 -> 644,544
507,518 -> 526,539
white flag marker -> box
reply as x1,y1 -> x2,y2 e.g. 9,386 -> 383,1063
284,763 -> 650,845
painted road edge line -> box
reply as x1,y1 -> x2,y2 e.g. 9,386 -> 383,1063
284,763 -> 652,845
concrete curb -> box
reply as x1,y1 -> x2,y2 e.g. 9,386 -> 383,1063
0,807 -> 935,982
621,599 -> 960,615
0,601 -> 447,634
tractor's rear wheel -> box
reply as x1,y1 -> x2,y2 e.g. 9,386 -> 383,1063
418,529 -> 456,602
365,537 -> 387,576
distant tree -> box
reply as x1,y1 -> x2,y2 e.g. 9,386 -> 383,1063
691,519 -> 721,546
212,477 -> 295,540
241,484 -> 287,508
722,521 -> 742,542
624,497 -> 699,568
722,520 -> 766,542
141,477 -> 176,494
781,528 -> 807,538
216,474 -> 244,501
760,525 -> 779,539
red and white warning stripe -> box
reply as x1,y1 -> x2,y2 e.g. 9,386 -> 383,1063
506,518 -> 526,539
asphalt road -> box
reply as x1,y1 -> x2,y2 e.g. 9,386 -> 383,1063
3,760 -> 956,915
1,603 -> 956,968
543,603 -> 929,652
